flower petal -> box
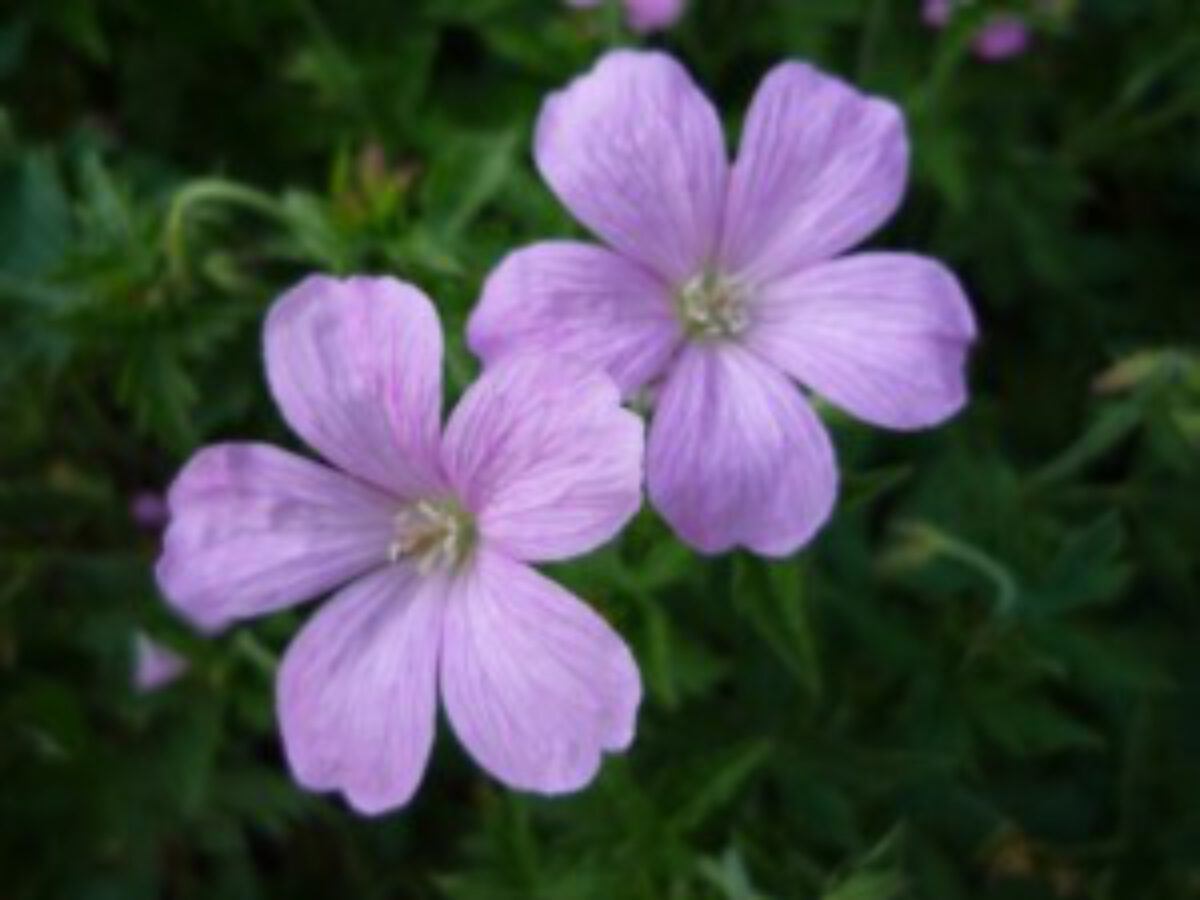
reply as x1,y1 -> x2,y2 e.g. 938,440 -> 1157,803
468,241 -> 682,397
265,275 -> 444,498
278,566 -> 443,815
720,62 -> 908,286
132,633 -> 188,693
648,344 -> 837,556
745,253 -> 977,430
441,354 -> 644,563
156,443 -> 395,632
440,550 -> 640,793
535,50 -> 727,284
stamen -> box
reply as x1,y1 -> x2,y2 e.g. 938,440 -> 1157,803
388,499 -> 475,575
675,272 -> 749,339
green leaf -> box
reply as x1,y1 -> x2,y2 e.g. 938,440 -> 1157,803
696,846 -> 773,900
733,556 -> 823,698
841,464 -> 914,513
672,740 -> 774,835
423,128 -> 520,240
0,151 -> 71,277
1032,512 -> 1132,615
821,871 -> 905,900
968,687 -> 1105,756
117,338 -> 199,453
822,827 -> 908,900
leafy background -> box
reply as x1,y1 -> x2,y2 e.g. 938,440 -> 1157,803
2,0 -> 1199,897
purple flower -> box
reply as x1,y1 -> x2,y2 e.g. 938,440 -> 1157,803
133,632 -> 188,692
972,16 -> 1031,61
157,276 -> 644,814
470,52 -> 977,557
566,0 -> 686,34
923,0 -> 1032,61
922,0 -> 955,25
130,490 -> 169,530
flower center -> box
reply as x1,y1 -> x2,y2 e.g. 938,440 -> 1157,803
675,271 -> 749,340
388,499 -> 476,574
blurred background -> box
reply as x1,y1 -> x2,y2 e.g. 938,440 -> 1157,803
2,0 -> 1200,897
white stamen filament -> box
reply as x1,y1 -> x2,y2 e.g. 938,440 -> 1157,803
676,272 -> 749,339
388,499 -> 475,575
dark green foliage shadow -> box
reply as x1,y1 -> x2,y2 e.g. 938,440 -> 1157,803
2,0 -> 1199,896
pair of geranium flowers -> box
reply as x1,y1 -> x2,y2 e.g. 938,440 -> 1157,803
157,51 -> 976,814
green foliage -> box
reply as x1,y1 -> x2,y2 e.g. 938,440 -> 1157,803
2,0 -> 1199,896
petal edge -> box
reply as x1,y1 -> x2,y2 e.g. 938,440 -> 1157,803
278,566 -> 443,815
442,354 -> 645,563
535,50 -> 727,284
647,344 -> 838,556
440,551 -> 641,794
720,62 -> 908,285
264,275 -> 445,498
745,253 -> 977,431
156,443 -> 395,632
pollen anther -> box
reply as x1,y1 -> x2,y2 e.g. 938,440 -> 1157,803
388,499 -> 475,574
675,272 -> 749,339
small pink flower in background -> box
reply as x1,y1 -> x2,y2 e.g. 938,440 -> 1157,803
133,632 -> 188,692
972,16 -> 1031,60
471,51 -> 976,557
923,0 -> 1032,61
922,0 -> 954,25
624,0 -> 686,32
157,276 -> 643,814
130,491 -> 169,530
567,0 -> 686,34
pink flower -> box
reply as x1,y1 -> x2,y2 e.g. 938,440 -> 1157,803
923,0 -> 1032,61
470,52 -> 976,557
133,632 -> 188,692
567,0 -> 686,34
157,276 -> 644,814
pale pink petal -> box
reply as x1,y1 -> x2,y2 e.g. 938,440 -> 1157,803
440,550 -> 640,793
133,632 -> 188,692
278,566 -> 443,815
535,50 -> 727,284
265,276 -> 444,498
156,443 -> 395,632
720,62 -> 908,286
468,241 -> 682,397
647,344 -> 837,556
745,253 -> 976,430
441,354 -> 644,563
626,0 -> 686,33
